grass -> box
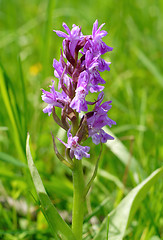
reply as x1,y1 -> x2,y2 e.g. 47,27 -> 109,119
0,0 -> 163,239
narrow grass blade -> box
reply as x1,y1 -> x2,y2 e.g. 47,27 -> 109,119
104,127 -> 145,183
41,0 -> 55,78
83,160 -> 124,189
0,67 -> 25,162
18,55 -> 27,141
134,47 -> 163,87
84,196 -> 111,223
0,152 -> 27,167
93,167 -> 163,240
113,124 -> 146,134
0,62 -> 24,141
26,133 -> 76,240
0,15 -> 45,49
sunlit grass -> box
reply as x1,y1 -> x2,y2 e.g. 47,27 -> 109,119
0,0 -> 163,239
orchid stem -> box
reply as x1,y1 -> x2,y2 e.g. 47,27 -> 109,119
71,111 -> 85,239
72,158 -> 85,240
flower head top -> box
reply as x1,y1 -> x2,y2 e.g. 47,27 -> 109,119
42,20 -> 116,160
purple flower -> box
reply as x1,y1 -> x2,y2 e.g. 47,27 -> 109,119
54,23 -> 83,57
90,69 -> 105,84
42,81 -> 70,116
85,49 -> 111,72
42,20 -> 116,159
88,70 -> 105,93
87,92 -> 116,144
84,20 -> 113,56
70,71 -> 89,112
57,133 -> 90,160
92,20 -> 107,40
91,129 -> 114,145
85,50 -> 99,70
70,86 -> 88,112
53,57 -> 71,90
54,23 -> 82,40
91,19 -> 113,55
97,58 -> 111,72
53,58 -> 63,79
84,50 -> 110,92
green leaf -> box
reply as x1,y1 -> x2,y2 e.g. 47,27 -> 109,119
83,159 -> 124,189
104,127 -> 145,183
26,133 -> 76,240
17,55 -> 27,141
0,152 -> 27,167
150,236 -> 161,240
93,167 -> 163,240
0,66 -> 25,162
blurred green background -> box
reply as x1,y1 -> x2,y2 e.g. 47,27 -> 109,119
0,0 -> 163,239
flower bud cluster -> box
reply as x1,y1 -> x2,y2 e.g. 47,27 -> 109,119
42,20 -> 116,160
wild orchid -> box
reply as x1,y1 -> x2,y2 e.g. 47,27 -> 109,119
41,20 -> 115,239
26,19 -> 163,240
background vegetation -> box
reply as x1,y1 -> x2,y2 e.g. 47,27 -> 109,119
0,0 -> 163,239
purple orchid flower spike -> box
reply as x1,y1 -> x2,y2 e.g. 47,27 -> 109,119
42,20 -> 116,159
40,20 -> 117,240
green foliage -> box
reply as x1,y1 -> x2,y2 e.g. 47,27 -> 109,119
0,67 -> 26,162
93,167 -> 163,240
26,134 -> 75,240
0,0 -> 163,239
0,152 -> 26,167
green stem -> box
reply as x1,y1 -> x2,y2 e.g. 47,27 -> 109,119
72,158 -> 85,240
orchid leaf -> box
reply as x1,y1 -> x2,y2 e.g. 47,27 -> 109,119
93,167 -> 163,240
26,133 -> 76,240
